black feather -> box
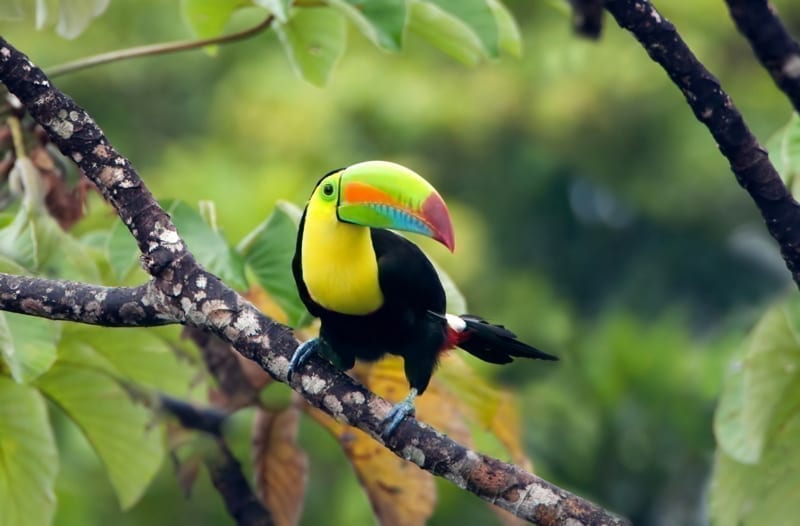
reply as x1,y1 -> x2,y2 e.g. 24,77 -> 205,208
456,315 -> 558,364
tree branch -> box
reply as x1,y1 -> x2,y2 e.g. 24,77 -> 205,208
0,37 -> 629,525
568,0 -> 605,39
603,0 -> 800,288
724,0 -> 800,113
159,395 -> 273,526
0,273 -> 174,326
207,439 -> 273,526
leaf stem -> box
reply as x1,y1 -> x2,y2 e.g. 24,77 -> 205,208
47,15 -> 275,78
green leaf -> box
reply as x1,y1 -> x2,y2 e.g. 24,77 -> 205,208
487,0 -> 520,56
56,0 -> 111,39
710,404 -> 800,526
407,0 -> 484,66
714,300 -> 800,463
768,113 -> 800,197
0,0 -> 23,20
36,363 -> 164,509
0,255 -> 29,275
0,204 -> 92,279
254,0 -> 290,23
0,313 -> 60,384
0,209 -> 38,271
238,201 -> 310,328
328,0 -> 407,51
58,324 -> 200,398
181,0 -> 240,38
425,0 -> 498,56
0,377 -> 58,526
105,219 -> 140,283
166,200 -> 248,291
275,7 -> 347,86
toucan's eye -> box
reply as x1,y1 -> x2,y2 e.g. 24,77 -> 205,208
321,182 -> 335,199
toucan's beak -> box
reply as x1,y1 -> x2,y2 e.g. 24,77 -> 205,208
337,161 -> 455,252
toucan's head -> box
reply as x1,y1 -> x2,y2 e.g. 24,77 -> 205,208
308,161 -> 455,251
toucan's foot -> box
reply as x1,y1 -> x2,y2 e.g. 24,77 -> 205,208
287,338 -> 321,382
381,388 -> 418,439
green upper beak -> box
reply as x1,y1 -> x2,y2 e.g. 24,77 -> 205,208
336,161 -> 455,252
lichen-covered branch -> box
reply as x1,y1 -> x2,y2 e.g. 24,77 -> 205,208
0,37 -> 629,525
725,0 -> 800,113
0,273 -> 174,326
603,0 -> 800,288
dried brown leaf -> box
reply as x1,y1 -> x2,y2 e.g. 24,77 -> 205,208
252,406 -> 308,526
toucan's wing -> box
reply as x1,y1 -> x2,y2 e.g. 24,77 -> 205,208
371,229 -> 446,314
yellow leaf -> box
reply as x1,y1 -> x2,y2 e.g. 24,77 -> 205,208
306,354 -> 535,525
437,353 -> 534,471
252,406 -> 308,526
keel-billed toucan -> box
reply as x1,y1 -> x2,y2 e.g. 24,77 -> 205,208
289,161 -> 557,436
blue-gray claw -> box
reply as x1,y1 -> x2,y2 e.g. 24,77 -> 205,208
287,338 -> 321,382
381,388 -> 418,439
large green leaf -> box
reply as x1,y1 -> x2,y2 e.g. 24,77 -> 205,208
0,377 -> 58,526
105,218 -> 140,283
0,313 -> 61,384
711,297 -> 800,525
714,300 -> 800,463
710,397 -> 800,526
0,209 -> 38,272
487,0 -> 520,56
407,0 -> 485,66
181,0 -> 240,38
275,7 -> 347,86
166,200 -> 248,291
58,324 -> 200,398
238,201 -> 310,328
426,0 -> 498,56
328,0 -> 407,51
55,0 -> 111,39
36,363 -> 164,509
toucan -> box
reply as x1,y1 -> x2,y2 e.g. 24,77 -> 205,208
288,161 -> 557,437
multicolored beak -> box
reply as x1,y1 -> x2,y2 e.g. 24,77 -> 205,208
336,161 -> 455,252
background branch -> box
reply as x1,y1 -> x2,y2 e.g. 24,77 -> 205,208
0,37 -> 629,525
603,0 -> 800,288
725,0 -> 800,113
159,395 -> 273,526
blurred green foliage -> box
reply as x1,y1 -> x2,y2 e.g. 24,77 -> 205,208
2,0 -> 800,524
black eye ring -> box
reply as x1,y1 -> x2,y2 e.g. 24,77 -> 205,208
322,183 -> 335,197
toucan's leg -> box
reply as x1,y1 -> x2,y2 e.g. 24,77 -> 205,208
287,338 -> 324,382
381,388 -> 418,439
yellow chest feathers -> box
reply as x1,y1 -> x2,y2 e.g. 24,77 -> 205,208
301,206 -> 384,315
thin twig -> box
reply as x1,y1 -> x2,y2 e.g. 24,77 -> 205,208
48,16 -> 275,78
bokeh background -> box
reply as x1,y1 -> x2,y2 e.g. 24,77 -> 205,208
3,1 -> 799,524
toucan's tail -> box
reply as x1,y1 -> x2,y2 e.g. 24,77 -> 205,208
430,312 -> 558,364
